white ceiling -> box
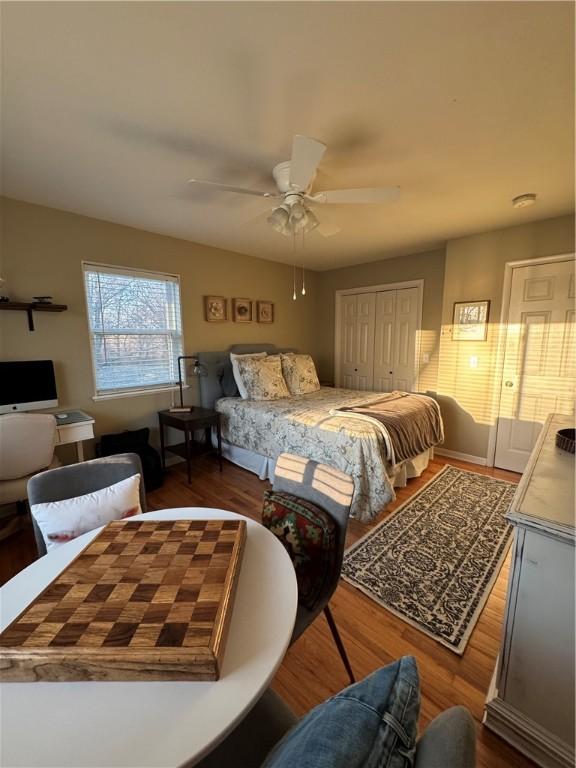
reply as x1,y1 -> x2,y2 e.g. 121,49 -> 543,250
1,1 -> 574,271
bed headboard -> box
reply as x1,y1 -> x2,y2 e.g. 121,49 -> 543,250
196,344 -> 297,409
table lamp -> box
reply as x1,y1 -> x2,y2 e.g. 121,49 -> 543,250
171,356 -> 206,412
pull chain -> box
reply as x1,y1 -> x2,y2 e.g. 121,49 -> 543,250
293,263 -> 297,301
301,266 -> 306,296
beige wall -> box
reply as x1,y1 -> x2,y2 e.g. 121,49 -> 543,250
1,196 -> 573,465
437,214 -> 575,459
315,249 -> 446,393
0,197 -> 319,458
315,214 -> 574,460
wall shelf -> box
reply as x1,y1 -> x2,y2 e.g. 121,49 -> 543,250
0,301 -> 68,331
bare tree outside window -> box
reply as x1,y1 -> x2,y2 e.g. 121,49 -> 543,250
83,265 -> 184,395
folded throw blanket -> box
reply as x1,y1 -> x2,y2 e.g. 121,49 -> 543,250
333,392 -> 444,465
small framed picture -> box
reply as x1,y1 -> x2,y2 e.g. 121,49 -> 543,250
257,300 -> 274,323
232,298 -> 252,323
452,300 -> 490,341
204,296 -> 227,322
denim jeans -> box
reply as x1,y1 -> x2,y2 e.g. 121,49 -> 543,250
263,656 -> 421,768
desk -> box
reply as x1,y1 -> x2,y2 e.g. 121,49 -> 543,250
0,508 -> 297,768
53,410 -> 94,462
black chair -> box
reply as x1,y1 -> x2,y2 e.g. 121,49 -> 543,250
27,453 -> 146,557
271,452 -> 356,684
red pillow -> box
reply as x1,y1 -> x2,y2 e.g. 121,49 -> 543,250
263,490 -> 337,611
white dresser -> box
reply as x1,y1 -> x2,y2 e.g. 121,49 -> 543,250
484,414 -> 575,768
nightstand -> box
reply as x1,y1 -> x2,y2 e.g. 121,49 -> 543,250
158,408 -> 222,483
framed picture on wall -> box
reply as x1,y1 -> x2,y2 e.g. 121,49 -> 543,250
204,296 -> 227,322
452,300 -> 490,341
256,300 -> 274,323
232,298 -> 253,322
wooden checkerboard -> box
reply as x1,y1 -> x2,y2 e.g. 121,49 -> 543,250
0,518 -> 246,682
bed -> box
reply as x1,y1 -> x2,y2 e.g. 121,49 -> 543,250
197,345 -> 443,523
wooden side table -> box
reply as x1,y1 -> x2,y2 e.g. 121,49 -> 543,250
158,408 -> 222,483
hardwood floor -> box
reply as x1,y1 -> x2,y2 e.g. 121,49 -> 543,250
0,455 -> 534,767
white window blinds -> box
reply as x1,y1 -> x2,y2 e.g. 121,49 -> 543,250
83,263 -> 184,396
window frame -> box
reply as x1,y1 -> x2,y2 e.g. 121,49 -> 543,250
82,261 -> 186,401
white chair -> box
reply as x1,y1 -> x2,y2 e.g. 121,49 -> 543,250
0,413 -> 60,512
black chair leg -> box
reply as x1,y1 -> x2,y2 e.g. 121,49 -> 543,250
324,604 -> 355,685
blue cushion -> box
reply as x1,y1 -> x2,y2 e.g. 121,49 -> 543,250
262,656 -> 420,768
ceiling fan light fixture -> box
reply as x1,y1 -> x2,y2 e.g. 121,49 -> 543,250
302,209 -> 319,233
289,201 -> 307,222
267,205 -> 290,233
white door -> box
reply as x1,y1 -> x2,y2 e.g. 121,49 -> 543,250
393,287 -> 419,391
339,292 -> 375,390
495,258 -> 576,472
373,291 -> 396,391
373,288 -> 419,392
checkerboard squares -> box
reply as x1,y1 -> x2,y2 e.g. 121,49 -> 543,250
23,623 -> 65,647
76,622 -> 117,647
0,518 -> 246,682
152,585 -> 179,603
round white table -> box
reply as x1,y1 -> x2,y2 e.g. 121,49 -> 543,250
0,509 -> 298,768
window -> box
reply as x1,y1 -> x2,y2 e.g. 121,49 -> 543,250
83,263 -> 184,397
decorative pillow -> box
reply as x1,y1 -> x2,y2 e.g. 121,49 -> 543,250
236,356 -> 290,401
262,656 -> 421,768
280,353 -> 320,395
31,474 -> 142,551
220,365 -> 239,398
230,352 -> 267,399
262,490 -> 336,610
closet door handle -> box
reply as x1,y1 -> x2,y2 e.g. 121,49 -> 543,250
354,368 -> 358,372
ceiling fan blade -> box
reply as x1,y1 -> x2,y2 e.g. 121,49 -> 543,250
241,207 -> 272,226
187,179 -> 279,198
316,220 -> 342,238
289,135 -> 327,191
310,186 -> 401,204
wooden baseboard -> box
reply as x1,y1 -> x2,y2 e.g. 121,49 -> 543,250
484,695 -> 575,768
434,448 -> 488,466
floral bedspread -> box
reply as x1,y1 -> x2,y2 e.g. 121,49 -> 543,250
216,387 -> 409,522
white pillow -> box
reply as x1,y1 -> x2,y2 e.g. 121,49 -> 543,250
31,474 -> 142,551
230,352 -> 267,399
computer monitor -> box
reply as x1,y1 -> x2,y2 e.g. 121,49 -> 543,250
0,360 -> 59,414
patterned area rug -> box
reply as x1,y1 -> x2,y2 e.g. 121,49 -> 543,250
341,465 -> 516,654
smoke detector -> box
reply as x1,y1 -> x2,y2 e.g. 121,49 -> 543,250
512,193 -> 537,209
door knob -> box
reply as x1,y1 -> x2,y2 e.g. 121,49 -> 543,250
354,368 -> 358,372
505,381 -> 514,388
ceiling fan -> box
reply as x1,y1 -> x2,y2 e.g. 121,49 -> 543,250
187,134 -> 400,237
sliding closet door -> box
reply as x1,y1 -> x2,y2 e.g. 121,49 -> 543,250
393,287 -> 419,391
338,286 -> 419,392
339,293 -> 376,390
373,291 -> 396,391
373,287 -> 419,392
